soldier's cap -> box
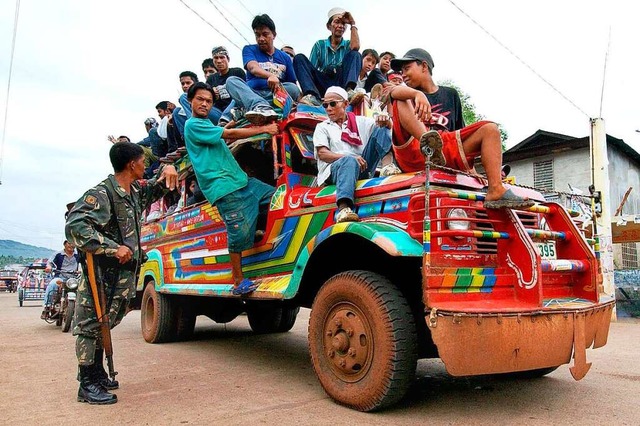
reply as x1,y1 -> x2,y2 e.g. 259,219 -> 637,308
391,48 -> 435,72
211,46 -> 229,58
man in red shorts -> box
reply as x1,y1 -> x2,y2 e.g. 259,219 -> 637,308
385,48 -> 532,209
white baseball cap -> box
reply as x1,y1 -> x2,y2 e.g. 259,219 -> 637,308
324,86 -> 348,101
327,7 -> 346,19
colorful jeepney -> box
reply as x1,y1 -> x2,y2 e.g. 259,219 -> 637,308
136,106 -> 614,411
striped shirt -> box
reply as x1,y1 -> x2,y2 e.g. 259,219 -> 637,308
309,37 -> 351,74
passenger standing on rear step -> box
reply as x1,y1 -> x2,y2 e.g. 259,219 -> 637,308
184,82 -> 279,295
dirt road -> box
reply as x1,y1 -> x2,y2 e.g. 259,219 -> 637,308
1,292 -> 638,425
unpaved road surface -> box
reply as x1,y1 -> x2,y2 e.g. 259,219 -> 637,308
1,292 -> 639,425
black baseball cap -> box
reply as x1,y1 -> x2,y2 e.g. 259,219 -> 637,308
390,48 -> 435,72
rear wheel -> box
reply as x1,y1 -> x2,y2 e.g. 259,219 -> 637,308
62,300 -> 75,332
141,282 -> 175,343
247,303 -> 299,334
174,304 -> 196,341
309,271 -> 417,412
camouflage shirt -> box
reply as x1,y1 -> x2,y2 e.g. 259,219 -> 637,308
65,174 -> 167,264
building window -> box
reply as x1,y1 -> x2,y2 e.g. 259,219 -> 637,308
533,159 -> 554,192
621,243 -> 639,268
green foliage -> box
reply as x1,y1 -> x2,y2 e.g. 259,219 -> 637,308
0,255 -> 34,269
438,79 -> 508,151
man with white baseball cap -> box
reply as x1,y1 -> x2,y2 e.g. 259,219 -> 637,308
294,7 -> 362,107
313,86 -> 399,223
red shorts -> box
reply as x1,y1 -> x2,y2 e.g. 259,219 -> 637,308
391,101 -> 492,172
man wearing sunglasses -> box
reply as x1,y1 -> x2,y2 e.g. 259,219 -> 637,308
313,86 -> 398,223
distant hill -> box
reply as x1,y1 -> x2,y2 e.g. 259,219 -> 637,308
0,240 -> 55,259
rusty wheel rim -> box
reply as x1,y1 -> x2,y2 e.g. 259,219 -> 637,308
322,302 -> 374,383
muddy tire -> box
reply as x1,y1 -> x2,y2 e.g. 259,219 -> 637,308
141,282 -> 175,343
277,306 -> 299,332
62,300 -> 74,332
247,303 -> 283,334
309,271 -> 417,412
175,305 -> 196,341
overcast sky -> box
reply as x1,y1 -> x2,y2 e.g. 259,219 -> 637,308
0,0 -> 638,250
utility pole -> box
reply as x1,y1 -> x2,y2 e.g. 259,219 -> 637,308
590,118 -> 616,319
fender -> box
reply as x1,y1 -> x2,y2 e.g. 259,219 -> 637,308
283,221 -> 422,298
137,249 -> 163,292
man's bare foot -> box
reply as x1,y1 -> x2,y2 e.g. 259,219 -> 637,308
484,185 -> 507,202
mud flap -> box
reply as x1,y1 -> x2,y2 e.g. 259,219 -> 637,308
569,312 -> 591,380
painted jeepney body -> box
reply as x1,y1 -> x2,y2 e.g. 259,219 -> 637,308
137,107 -> 613,381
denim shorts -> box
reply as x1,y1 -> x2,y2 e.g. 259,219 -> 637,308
215,177 -> 275,252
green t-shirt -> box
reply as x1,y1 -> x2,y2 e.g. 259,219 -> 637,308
184,117 -> 248,204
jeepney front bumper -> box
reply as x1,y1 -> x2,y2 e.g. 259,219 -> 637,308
427,298 -> 615,380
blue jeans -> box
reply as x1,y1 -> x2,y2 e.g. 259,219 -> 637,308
293,51 -> 362,99
215,177 -> 275,252
221,77 -> 301,122
43,279 -> 60,307
327,127 -> 392,207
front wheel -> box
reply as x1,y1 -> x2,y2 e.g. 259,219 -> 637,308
62,300 -> 75,332
141,282 -> 176,343
309,271 -> 417,412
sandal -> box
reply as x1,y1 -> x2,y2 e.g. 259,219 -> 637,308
419,131 -> 446,166
484,188 -> 535,209
231,278 -> 259,295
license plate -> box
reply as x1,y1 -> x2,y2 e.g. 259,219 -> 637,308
536,242 -> 556,260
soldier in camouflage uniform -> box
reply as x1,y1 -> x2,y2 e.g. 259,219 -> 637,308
66,141 -> 177,404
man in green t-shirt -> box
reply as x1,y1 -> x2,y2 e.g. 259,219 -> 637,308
184,82 -> 278,295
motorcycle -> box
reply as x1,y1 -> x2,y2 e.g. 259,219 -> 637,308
41,271 -> 79,332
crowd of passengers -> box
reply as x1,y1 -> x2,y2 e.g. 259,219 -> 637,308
109,7 -> 535,295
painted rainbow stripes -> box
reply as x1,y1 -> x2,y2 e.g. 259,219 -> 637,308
427,268 -> 503,293
527,229 -> 566,240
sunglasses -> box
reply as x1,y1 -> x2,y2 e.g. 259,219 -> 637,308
322,101 -> 342,109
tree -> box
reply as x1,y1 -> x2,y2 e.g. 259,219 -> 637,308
438,79 -> 508,151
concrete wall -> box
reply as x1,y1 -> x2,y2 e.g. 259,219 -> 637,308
507,145 -> 640,217
506,144 -> 640,269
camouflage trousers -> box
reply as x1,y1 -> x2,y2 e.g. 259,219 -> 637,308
72,268 -> 136,366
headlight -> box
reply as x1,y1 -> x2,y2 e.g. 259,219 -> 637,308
447,208 -> 469,231
66,278 -> 79,290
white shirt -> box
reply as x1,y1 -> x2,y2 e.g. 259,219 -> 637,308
157,115 -> 169,139
313,115 -> 376,185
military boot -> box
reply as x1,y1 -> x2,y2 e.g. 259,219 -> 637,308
77,365 -> 117,405
94,349 -> 119,390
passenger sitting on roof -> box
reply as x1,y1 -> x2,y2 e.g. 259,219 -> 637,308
219,14 -> 300,127
202,58 -> 217,80
294,7 -> 362,107
349,48 -> 387,107
184,82 -> 279,295
386,48 -> 534,209
206,46 -> 247,126
313,86 -> 400,224
378,51 -> 395,77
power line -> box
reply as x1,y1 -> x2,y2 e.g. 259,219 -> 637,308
0,0 -> 21,186
446,0 -> 590,118
232,0 -> 289,47
177,0 -> 242,50
206,0 -> 252,45
210,0 -> 254,34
